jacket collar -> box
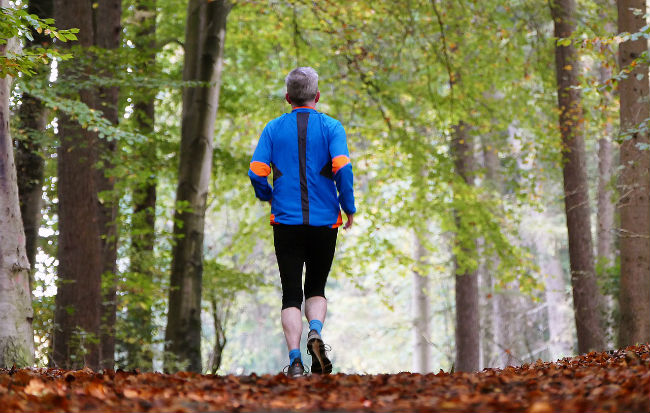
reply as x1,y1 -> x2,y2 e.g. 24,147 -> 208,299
291,106 -> 317,112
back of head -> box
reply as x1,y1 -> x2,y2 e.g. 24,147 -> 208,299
285,67 -> 319,106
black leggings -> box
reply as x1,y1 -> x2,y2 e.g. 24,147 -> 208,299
273,224 -> 338,310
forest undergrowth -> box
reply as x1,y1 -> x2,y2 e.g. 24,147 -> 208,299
0,345 -> 647,413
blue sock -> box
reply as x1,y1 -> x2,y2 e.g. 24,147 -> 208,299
309,319 -> 323,335
289,348 -> 301,364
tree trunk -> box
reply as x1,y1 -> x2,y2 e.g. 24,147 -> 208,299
550,0 -> 605,353
525,207 -> 576,360
481,135 -> 502,368
616,0 -> 650,347
412,231 -> 431,373
126,0 -> 158,371
596,5 -> 617,278
52,0 -> 103,370
596,4 -> 617,347
452,122 -> 480,372
0,14 -> 35,366
491,279 -> 508,367
15,0 -> 53,284
207,297 -> 227,375
93,0 -> 122,371
165,0 -> 231,372
541,236 -> 574,359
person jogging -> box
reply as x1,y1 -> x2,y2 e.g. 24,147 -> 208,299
248,67 -> 356,377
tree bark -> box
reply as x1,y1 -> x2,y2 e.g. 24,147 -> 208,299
481,135 -> 503,368
0,12 -> 35,366
550,0 -> 605,353
596,4 -> 617,278
126,0 -> 157,371
412,231 -> 431,373
452,122 -> 480,373
596,101 -> 615,265
524,207 -> 576,360
616,0 -> 650,347
52,0 -> 103,370
596,2 -> 617,347
165,0 -> 231,372
93,0 -> 122,371
541,236 -> 574,359
207,297 -> 227,375
15,0 -> 53,283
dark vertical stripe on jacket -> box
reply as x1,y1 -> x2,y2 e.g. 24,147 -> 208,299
297,112 -> 310,225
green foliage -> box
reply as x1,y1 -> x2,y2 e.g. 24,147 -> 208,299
67,327 -> 100,368
20,0 -> 629,372
20,78 -> 149,144
203,260 -> 267,300
0,5 -> 76,77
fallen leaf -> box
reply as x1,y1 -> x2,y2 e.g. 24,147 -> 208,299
527,401 -> 553,413
23,378 -> 46,396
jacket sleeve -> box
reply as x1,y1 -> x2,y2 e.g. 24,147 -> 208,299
328,120 -> 356,214
248,125 -> 273,202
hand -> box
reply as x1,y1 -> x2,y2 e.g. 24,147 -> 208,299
344,213 -> 354,230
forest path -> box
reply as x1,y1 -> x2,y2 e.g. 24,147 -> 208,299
1,345 -> 647,413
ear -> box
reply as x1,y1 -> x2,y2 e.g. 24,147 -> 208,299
315,91 -> 320,103
285,93 -> 292,104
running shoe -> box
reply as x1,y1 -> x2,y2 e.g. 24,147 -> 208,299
284,358 -> 307,378
307,329 -> 332,374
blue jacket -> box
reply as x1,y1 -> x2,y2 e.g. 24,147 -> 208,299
248,107 -> 356,227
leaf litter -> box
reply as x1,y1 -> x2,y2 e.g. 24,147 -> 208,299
0,345 -> 648,412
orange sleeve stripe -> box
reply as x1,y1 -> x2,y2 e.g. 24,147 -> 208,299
332,155 -> 350,174
250,161 -> 271,177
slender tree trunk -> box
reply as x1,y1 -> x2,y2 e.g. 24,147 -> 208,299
596,5 -> 617,277
165,0 -> 231,372
126,0 -> 158,371
596,5 -> 617,347
15,0 -> 52,285
541,236 -> 574,359
596,94 -> 615,264
616,0 -> 650,347
452,122 -> 480,372
550,0 -> 605,353
412,231 -> 431,373
207,297 -> 227,375
491,279 -> 508,367
0,17 -> 35,366
526,207 -> 576,359
93,0 -> 122,371
481,135 -> 501,368
52,0 -> 103,370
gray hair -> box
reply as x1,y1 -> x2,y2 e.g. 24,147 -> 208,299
285,67 -> 319,106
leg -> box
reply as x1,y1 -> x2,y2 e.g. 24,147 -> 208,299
305,296 -> 327,324
304,226 -> 338,374
273,225 -> 306,352
281,307 -> 302,351
304,226 -> 338,316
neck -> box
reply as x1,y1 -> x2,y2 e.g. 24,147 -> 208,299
292,101 -> 316,109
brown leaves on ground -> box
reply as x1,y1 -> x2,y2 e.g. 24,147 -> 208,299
1,345 -> 648,412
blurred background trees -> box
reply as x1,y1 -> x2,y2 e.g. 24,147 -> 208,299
1,0 -> 648,373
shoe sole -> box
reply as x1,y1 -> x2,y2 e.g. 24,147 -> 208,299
307,338 -> 332,374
